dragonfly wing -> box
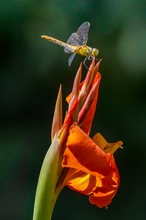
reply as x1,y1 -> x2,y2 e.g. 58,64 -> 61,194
64,33 -> 79,53
76,22 -> 90,45
64,46 -> 74,53
66,33 -> 79,45
68,53 -> 76,66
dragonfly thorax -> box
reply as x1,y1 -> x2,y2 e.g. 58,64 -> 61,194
75,45 -> 99,58
91,48 -> 99,57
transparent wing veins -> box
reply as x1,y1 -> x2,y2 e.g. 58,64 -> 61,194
68,53 -> 76,66
64,33 -> 79,53
76,22 -> 90,45
64,22 -> 90,53
64,22 -> 90,66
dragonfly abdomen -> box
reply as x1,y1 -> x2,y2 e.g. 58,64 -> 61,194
41,35 -> 67,48
41,35 -> 75,53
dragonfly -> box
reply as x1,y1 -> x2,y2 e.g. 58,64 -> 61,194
41,22 -> 99,67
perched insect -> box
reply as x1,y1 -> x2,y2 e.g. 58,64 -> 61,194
41,22 -> 99,66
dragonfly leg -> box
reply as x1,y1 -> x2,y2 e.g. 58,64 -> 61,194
83,57 -> 89,69
88,56 -> 98,62
83,56 -> 98,69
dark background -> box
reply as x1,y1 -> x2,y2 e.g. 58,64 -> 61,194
1,0 -> 146,219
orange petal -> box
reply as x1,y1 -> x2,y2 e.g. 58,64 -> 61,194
65,155 -> 119,208
93,132 -> 123,153
80,73 -> 101,134
62,123 -> 112,176
67,171 -> 97,195
58,98 -> 78,145
89,154 -> 120,207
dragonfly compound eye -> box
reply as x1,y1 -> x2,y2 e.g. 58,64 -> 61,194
92,48 -> 99,57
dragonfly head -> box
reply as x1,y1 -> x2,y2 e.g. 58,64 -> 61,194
92,48 -> 99,57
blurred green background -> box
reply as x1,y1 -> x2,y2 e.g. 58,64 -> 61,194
1,0 -> 146,219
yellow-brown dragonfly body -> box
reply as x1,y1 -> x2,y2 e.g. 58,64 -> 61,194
41,22 -> 99,66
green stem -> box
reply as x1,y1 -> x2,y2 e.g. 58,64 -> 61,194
32,135 -> 63,220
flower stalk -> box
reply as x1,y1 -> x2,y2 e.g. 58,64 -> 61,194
33,59 -> 123,220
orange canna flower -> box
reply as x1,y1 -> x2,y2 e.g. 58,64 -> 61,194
62,123 -> 122,208
55,59 -> 123,208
